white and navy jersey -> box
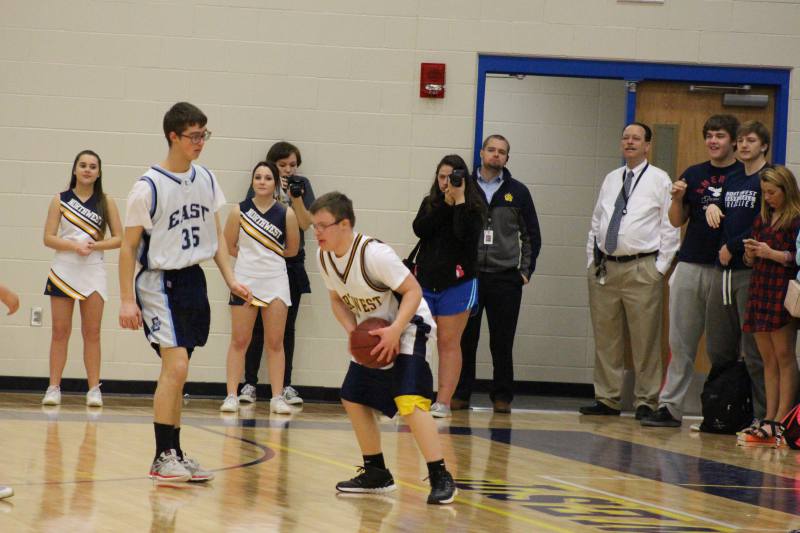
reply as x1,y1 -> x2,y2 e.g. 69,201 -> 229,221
126,164 -> 225,271
318,233 -> 435,362
54,190 -> 104,265
235,199 -> 288,278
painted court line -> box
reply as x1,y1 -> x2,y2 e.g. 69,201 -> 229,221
253,434 -> 575,532
540,475 -> 740,530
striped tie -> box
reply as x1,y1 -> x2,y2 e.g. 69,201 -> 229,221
604,169 -> 634,255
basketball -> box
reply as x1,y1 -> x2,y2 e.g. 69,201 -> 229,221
349,317 -> 391,368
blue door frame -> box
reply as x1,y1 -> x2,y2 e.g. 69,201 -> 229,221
474,55 -> 790,168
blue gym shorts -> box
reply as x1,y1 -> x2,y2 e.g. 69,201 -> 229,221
340,355 -> 434,418
135,264 -> 210,358
422,277 -> 478,316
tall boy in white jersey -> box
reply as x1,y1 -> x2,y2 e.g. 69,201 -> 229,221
119,102 -> 249,482
310,191 -> 456,505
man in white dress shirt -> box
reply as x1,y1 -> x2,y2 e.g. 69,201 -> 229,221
581,122 -> 680,419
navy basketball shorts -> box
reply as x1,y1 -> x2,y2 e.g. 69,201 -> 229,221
340,355 -> 434,418
135,264 -> 210,358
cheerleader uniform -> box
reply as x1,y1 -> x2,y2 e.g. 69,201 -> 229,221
230,199 -> 291,307
44,190 -> 107,301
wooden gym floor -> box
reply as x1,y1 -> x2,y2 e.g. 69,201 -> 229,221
0,392 -> 798,532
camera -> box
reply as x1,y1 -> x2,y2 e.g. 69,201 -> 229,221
287,176 -> 304,198
449,169 -> 466,187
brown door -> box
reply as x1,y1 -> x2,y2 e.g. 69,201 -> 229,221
635,81 -> 776,373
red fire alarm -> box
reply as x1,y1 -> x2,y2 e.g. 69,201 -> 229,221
420,63 -> 445,98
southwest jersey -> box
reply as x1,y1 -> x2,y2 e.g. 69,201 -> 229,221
235,199 -> 288,278
54,190 -> 104,265
317,233 -> 434,328
127,164 -> 224,270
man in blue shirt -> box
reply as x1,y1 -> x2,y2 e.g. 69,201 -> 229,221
453,134 -> 541,413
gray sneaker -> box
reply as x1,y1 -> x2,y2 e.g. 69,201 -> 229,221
430,402 -> 452,418
181,456 -> 215,482
238,384 -> 257,403
149,450 -> 190,482
282,386 -> 303,405
0,486 -> 12,500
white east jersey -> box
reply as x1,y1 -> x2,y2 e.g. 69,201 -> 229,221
126,164 -> 225,271
317,233 -> 436,360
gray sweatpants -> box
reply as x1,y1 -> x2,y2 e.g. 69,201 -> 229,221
705,268 -> 765,419
661,264 -> 765,419
660,263 -> 716,419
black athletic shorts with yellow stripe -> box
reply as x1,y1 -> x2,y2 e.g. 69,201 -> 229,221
340,355 -> 434,418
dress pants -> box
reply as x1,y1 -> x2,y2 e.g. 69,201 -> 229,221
455,269 -> 523,404
588,256 -> 664,411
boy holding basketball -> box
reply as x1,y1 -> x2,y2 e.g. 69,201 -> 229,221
310,191 -> 456,505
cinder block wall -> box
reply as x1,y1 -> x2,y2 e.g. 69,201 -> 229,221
1,0 -> 798,388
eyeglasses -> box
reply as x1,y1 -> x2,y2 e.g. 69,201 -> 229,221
311,219 -> 342,233
179,130 -> 212,144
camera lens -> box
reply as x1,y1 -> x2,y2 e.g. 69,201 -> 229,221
449,169 -> 465,187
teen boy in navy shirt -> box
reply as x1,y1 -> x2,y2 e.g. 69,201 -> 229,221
643,115 -> 744,427
703,120 -> 771,421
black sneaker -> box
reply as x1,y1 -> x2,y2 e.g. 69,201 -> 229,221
579,402 -> 621,416
641,406 -> 681,427
427,469 -> 457,505
634,405 -> 654,420
336,466 -> 397,494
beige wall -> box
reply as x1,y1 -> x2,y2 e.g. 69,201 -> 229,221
1,0 -> 799,388
484,76 -> 626,383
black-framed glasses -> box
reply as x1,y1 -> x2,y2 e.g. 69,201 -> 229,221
311,219 -> 343,232
179,130 -> 212,144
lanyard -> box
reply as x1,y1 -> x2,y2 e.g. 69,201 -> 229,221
621,163 -> 649,215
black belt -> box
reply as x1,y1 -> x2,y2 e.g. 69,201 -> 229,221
603,250 -> 657,263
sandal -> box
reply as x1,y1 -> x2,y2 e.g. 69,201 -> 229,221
736,418 -> 762,436
737,419 -> 783,447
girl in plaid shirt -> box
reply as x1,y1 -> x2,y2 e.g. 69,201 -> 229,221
740,166 -> 800,446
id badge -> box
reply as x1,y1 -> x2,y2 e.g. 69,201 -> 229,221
484,230 -> 494,245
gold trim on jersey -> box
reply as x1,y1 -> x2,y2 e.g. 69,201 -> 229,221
47,269 -> 86,300
60,205 -> 102,241
318,248 -> 329,276
240,215 -> 285,257
327,233 -> 363,284
359,238 -> 389,293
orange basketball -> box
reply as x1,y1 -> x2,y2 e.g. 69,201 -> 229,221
349,317 -> 391,368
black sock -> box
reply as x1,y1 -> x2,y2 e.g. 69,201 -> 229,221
363,453 -> 386,470
426,459 -> 446,477
173,427 -> 183,460
154,423 -> 174,460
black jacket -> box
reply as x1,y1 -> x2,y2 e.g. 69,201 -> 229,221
474,168 -> 541,278
412,199 -> 483,291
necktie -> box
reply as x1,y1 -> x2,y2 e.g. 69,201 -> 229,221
604,169 -> 634,255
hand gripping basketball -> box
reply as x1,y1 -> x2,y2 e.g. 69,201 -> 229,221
349,317 -> 392,368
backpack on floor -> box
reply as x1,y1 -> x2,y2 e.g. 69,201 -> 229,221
780,403 -> 800,449
699,360 -> 753,434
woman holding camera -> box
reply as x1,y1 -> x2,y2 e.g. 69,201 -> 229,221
412,154 -> 485,417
